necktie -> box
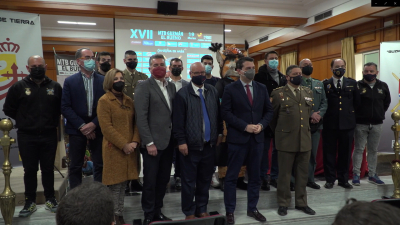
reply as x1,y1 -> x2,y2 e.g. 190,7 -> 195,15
245,85 -> 253,106
198,89 -> 211,142
337,80 -> 341,93
306,79 -> 311,88
295,88 -> 301,102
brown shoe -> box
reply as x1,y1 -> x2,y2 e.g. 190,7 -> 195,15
185,215 -> 196,220
226,212 -> 234,225
247,209 -> 266,222
195,212 -> 209,218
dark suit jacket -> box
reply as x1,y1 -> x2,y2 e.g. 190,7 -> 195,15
61,72 -> 105,135
221,80 -> 274,144
134,77 -> 176,150
323,77 -> 360,130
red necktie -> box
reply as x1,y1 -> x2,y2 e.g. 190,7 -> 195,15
246,84 -> 253,106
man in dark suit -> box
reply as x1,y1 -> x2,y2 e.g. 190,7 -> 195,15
322,58 -> 360,189
134,54 -> 176,225
61,48 -> 105,189
173,62 -> 223,219
221,57 -> 273,225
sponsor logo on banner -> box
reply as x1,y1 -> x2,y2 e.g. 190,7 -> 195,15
0,38 -> 28,101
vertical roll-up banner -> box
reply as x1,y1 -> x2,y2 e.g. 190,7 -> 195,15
0,10 -> 43,166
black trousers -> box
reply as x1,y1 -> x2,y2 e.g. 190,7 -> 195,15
141,141 -> 174,217
180,143 -> 215,216
68,132 -> 103,189
322,128 -> 354,183
18,130 -> 58,202
173,147 -> 181,178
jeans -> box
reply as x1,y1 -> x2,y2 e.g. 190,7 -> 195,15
353,124 -> 382,176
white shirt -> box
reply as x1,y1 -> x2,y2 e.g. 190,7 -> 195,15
332,76 -> 344,88
155,79 -> 171,109
191,82 -> 206,141
170,78 -> 183,91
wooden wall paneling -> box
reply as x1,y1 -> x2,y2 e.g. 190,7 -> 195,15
252,54 -> 264,72
298,41 -> 313,62
327,30 -> 346,56
280,45 -> 298,55
309,59 -> 327,81
349,20 -> 381,53
310,35 -> 328,59
383,15 -> 398,42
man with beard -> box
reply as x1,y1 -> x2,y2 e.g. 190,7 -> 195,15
96,51 -> 112,76
122,50 -> 148,193
4,55 -> 62,217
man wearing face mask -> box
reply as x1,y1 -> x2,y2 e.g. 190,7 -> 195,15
134,54 -> 176,225
123,50 -> 148,100
168,57 -> 189,191
254,51 -> 286,191
3,55 -> 62,217
221,57 -> 273,224
61,48 -> 105,190
96,51 -> 112,76
352,62 -> 390,186
270,65 -> 315,216
299,58 -> 327,190
172,62 -> 223,219
322,58 -> 360,189
201,55 -> 220,86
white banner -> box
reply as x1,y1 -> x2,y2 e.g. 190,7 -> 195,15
0,10 -> 43,166
379,42 -> 400,152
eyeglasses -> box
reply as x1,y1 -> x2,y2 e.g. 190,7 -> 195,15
192,71 -> 206,76
79,56 -> 96,61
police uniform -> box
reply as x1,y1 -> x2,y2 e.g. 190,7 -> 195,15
270,84 -> 313,207
322,76 -> 360,185
301,78 -> 327,183
122,68 -> 148,100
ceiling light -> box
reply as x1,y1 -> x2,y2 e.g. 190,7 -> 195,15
224,29 -> 231,32
57,21 -> 96,25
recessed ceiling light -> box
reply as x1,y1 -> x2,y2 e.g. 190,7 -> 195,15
58,21 -> 96,25
224,29 -> 232,32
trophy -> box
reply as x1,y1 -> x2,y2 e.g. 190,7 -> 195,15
390,111 -> 400,199
0,119 -> 16,224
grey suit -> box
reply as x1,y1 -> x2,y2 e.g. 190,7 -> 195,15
301,78 -> 327,182
134,76 -> 176,217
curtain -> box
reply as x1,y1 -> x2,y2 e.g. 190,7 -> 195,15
280,51 -> 297,74
341,37 -> 356,79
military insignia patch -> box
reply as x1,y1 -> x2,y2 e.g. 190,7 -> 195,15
46,88 -> 54,95
25,88 -> 31,96
362,88 -> 366,94
279,92 -> 284,101
327,84 -> 331,89
378,88 -> 383,94
270,97 -> 273,103
335,70 -> 341,76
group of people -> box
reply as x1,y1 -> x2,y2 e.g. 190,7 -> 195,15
3,46 -> 391,225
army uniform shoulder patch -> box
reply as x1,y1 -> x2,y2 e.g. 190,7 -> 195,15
25,88 -> 31,96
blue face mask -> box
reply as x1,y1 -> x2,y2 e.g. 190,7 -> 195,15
268,59 -> 279,69
83,59 -> 96,71
205,65 -> 213,74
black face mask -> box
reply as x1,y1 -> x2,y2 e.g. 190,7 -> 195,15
333,68 -> 345,77
126,61 -> 138,70
100,62 -> 111,73
30,67 -> 46,80
363,74 -> 377,82
171,67 -> 182,76
113,81 -> 125,92
302,66 -> 313,76
290,75 -> 302,85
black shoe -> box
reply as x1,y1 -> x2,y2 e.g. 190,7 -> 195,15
226,212 -> 234,225
220,178 -> 225,192
290,182 -> 295,191
270,179 -> 278,188
237,177 -> 248,190
277,206 -> 288,216
175,177 -> 181,191
324,182 -> 334,189
153,212 -> 172,221
307,182 -> 321,189
143,218 -> 152,225
131,179 -> 143,192
247,209 -> 266,222
295,206 -> 316,215
338,182 -> 353,189
261,178 -> 270,191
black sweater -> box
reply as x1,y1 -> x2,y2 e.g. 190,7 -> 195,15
3,75 -> 62,133
356,79 -> 391,125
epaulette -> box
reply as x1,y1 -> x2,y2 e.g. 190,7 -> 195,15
322,78 -> 329,83
301,86 -> 311,91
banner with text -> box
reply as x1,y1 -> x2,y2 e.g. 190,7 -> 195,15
379,42 -> 400,152
0,10 -> 43,166
55,54 -> 79,87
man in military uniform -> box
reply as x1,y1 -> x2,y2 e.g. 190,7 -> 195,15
299,58 -> 327,189
270,65 -> 316,216
322,58 -> 360,189
123,50 -> 148,100
122,50 -> 148,192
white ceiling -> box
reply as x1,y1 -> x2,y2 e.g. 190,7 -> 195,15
40,15 -> 113,32
371,7 -> 400,17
